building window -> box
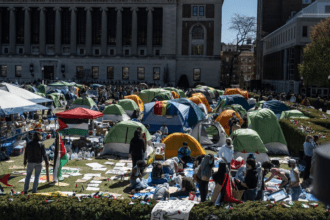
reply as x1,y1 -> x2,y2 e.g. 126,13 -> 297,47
61,8 -> 71,44
302,26 -> 308,37
155,50 -> 160,56
107,66 -> 114,79
1,65 -> 7,77
138,8 -> 148,45
325,6 -> 330,13
153,8 -> 163,46
46,8 -> 55,44
77,8 -> 86,44
125,49 -> 129,56
199,6 -> 204,16
92,8 -> 102,45
122,8 -> 132,45
19,48 -> 23,54
16,8 -> 25,44
76,66 -> 83,78
122,67 -> 129,79
153,67 -> 160,80
110,49 -> 114,55
140,50 -> 145,55
31,8 -> 40,44
192,6 -> 198,16
15,65 -> 22,77
294,27 -> 296,38
95,49 -> 99,55
79,49 -> 84,55
4,48 -> 8,54
92,66 -> 99,79
1,9 -> 10,44
107,8 -> 116,45
137,67 -> 145,80
193,68 -> 201,81
191,26 -> 204,55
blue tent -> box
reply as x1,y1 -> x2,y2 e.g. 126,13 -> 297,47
262,100 -> 290,117
142,101 -> 189,133
216,94 -> 251,111
171,98 -> 206,127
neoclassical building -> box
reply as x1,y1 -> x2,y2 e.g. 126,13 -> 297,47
0,0 -> 223,87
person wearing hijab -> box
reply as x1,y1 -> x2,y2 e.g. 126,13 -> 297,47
129,129 -> 145,168
217,138 -> 234,169
196,154 -> 215,202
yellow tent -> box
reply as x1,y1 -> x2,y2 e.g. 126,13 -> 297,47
224,88 -> 249,99
171,91 -> 180,99
162,133 -> 206,159
191,93 -> 212,113
215,109 -> 243,135
124,94 -> 144,111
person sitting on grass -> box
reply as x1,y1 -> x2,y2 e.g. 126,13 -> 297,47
177,142 -> 192,168
151,162 -> 168,184
153,183 -> 170,201
130,160 -> 148,194
170,176 -> 197,198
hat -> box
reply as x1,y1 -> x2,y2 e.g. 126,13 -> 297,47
247,153 -> 255,159
289,159 -> 296,164
183,141 -> 188,146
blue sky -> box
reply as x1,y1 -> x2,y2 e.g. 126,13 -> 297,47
221,0 -> 258,43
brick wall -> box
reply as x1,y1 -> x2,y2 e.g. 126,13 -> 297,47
206,4 -> 214,18
181,21 -> 214,56
182,4 -> 191,18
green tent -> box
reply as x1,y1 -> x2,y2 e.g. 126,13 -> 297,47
103,104 -> 126,115
255,101 -> 265,108
35,92 -> 46,97
225,104 -> 247,117
177,89 -> 186,98
230,129 -> 268,153
280,110 -> 309,120
216,90 -> 224,96
247,108 -> 289,154
139,89 -> 172,103
118,99 -> 139,111
164,87 -> 181,96
47,93 -> 65,108
37,84 -> 47,94
48,81 -> 73,86
72,97 -> 97,108
74,84 -> 84,89
104,121 -> 152,144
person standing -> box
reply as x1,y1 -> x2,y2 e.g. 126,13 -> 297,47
228,113 -> 240,135
287,159 -> 301,201
217,138 -> 234,169
303,135 -> 316,183
177,142 -> 192,168
240,158 -> 259,201
129,130 -> 145,168
23,132 -> 49,194
322,99 -> 328,113
196,154 -> 214,202
313,97 -> 321,111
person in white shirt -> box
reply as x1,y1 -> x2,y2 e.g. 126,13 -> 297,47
217,138 -> 234,169
160,124 -> 168,138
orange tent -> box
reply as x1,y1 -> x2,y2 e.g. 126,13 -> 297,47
192,93 -> 212,113
124,95 -> 144,111
171,91 -> 180,99
224,88 -> 249,99
215,109 -> 243,135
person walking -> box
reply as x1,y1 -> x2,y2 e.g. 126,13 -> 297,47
129,130 -> 145,168
23,132 -> 49,194
196,154 -> 214,202
303,135 -> 316,183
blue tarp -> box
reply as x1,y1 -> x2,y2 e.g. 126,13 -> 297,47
262,100 -> 290,116
217,94 -> 251,111
171,98 -> 206,127
142,101 -> 190,133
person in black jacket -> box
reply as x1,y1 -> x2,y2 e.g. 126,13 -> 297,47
129,129 -> 145,169
240,158 -> 258,201
23,132 -> 49,194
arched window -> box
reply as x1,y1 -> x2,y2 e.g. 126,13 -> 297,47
190,25 -> 205,56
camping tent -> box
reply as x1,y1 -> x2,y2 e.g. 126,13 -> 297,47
171,91 -> 180,99
0,90 -> 48,116
142,101 -> 189,133
214,95 -> 251,113
102,121 -> 153,157
118,99 -> 140,118
230,129 -> 269,163
248,109 -> 289,155
190,93 -> 212,113
280,110 -> 309,120
36,84 -> 47,94
190,120 -> 227,147
139,89 -> 172,103
48,81 -> 73,86
0,83 -> 52,104
124,95 -> 144,111
102,104 -> 130,122
71,97 -> 98,110
215,110 -> 243,135
188,88 -> 215,104
262,100 -> 290,118
177,89 -> 186,98
224,88 -> 249,99
171,98 -> 206,127
162,133 -> 206,159
47,93 -> 66,108
164,87 -> 181,97
90,84 -> 104,90
224,104 -> 247,118
56,107 -> 103,136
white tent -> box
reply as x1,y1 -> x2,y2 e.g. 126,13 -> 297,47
0,82 -> 52,104
0,90 -> 48,116
190,120 -> 227,147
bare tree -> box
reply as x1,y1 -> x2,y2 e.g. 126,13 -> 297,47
227,14 -> 256,87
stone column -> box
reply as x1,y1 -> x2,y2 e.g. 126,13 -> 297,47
39,7 -> 46,55
131,7 -> 138,56
147,7 -> 154,56
23,7 -> 31,54
8,7 -> 16,55
85,7 -> 93,56
101,7 -> 108,56
69,7 -> 77,55
54,7 -> 62,55
115,7 -> 123,56
0,9 -> 3,55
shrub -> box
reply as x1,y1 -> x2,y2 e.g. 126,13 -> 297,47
279,119 -> 306,155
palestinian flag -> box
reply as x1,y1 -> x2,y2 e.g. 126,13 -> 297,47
53,134 -> 69,182
57,118 -> 89,136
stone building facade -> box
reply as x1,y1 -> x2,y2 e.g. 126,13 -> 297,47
0,0 -> 223,87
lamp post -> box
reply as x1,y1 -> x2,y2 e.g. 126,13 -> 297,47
41,66 -> 44,81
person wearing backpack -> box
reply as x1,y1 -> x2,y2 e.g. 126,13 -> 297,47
23,132 -> 49,194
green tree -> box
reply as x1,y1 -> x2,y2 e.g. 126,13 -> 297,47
299,17 -> 330,86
